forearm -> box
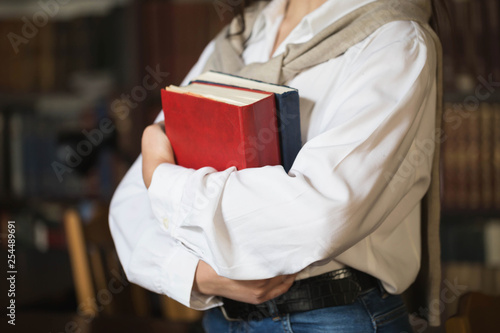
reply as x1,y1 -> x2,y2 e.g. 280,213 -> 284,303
193,260 -> 296,305
109,155 -> 219,309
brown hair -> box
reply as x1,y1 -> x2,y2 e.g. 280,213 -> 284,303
429,0 -> 450,35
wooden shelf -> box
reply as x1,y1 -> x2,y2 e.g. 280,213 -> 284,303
0,0 -> 132,20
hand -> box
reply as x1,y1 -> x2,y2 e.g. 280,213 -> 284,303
141,121 -> 175,188
193,260 -> 297,305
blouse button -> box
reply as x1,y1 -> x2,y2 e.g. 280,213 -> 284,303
162,217 -> 169,229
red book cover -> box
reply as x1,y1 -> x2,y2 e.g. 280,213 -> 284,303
161,84 -> 281,171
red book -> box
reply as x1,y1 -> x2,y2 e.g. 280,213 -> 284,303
161,82 -> 281,171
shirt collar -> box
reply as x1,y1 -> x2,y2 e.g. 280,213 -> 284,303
248,0 -> 378,52
303,0 -> 378,36
249,0 -> 287,46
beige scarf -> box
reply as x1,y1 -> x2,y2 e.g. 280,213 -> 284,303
204,0 -> 443,327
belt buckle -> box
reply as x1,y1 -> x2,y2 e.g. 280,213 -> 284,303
329,268 -> 353,280
220,305 -> 243,322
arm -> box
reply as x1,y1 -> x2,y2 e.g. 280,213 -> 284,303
109,154 -> 215,309
110,151 -> 295,307
194,260 -> 296,304
146,22 -> 438,279
110,40 -> 295,308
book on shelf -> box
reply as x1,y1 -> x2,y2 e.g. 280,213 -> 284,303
161,71 -> 301,172
0,110 -> 5,198
486,0 -> 500,82
493,104 -> 500,210
441,222 -> 485,263
442,102 -> 500,213
441,218 -> 500,267
140,1 -> 230,86
441,0 -> 500,92
480,103 -> 493,210
485,220 -> 500,267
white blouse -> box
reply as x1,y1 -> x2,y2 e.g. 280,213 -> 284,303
109,0 -> 437,310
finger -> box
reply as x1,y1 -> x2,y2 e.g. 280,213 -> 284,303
284,274 -> 297,285
266,281 -> 293,300
261,273 -> 297,294
156,121 -> 166,132
262,275 -> 289,292
261,275 -> 297,301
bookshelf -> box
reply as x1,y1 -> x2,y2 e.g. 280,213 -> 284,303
0,0 -> 132,20
0,0 -> 141,313
0,0 -> 227,317
0,11 -> 134,201
439,0 -> 500,236
438,0 -> 500,325
137,0 -> 231,125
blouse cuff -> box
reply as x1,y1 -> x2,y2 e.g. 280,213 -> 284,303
160,246 -> 221,310
148,163 -> 194,234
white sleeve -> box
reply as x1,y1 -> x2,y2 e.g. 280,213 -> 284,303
109,40 -> 221,310
147,23 -> 438,279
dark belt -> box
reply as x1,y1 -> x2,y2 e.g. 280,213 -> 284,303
220,268 -> 379,321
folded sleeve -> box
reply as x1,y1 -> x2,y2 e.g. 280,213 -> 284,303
109,155 -> 222,309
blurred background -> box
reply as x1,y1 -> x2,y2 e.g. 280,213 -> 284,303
0,0 -> 499,332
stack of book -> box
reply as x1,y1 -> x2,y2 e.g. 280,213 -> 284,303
161,71 -> 302,173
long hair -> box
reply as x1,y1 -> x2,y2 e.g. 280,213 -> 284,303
232,0 -> 449,36
429,0 -> 450,35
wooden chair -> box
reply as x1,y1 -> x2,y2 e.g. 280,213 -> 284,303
445,292 -> 500,333
64,204 -> 202,322
64,205 -> 148,317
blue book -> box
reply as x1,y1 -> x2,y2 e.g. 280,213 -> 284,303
192,71 -> 301,173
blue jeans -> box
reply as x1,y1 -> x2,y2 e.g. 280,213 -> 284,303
202,287 -> 413,333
